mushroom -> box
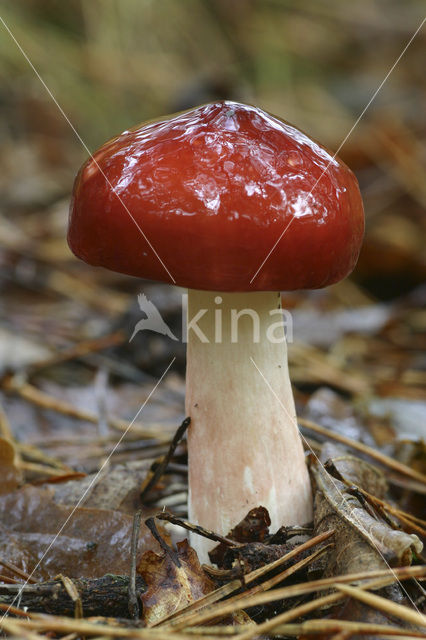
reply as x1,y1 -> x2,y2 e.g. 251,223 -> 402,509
68,101 -> 364,562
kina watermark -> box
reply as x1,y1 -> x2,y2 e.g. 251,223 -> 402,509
130,292 -> 293,344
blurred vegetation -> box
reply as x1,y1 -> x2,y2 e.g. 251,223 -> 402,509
1,1 -> 425,145
0,0 -> 425,312
1,2 -> 425,300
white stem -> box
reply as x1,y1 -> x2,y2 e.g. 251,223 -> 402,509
186,290 -> 312,563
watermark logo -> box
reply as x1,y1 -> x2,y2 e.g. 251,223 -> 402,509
129,293 -> 178,342
130,293 -> 293,344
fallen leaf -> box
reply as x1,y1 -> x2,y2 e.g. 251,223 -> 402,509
0,485 -> 160,580
52,459 -> 153,514
138,539 -> 214,625
310,449 -> 422,578
226,506 -> 271,543
209,506 -> 271,566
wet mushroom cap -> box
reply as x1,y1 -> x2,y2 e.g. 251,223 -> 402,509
68,101 -> 364,291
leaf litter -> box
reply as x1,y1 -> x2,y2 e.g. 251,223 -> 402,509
1,264 -> 425,638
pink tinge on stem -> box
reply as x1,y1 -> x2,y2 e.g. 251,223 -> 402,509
185,290 -> 312,562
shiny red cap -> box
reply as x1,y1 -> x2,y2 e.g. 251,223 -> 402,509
68,101 -> 364,291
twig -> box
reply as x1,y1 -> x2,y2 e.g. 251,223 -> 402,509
128,510 -> 143,620
237,591 -> 344,640
58,574 -> 83,618
0,404 -> 15,442
160,546 -> 332,632
0,575 -> 146,618
183,621 -> 426,637
140,417 -> 190,501
159,565 -> 426,630
231,571 -> 426,640
155,511 -> 240,547
17,441 -> 73,471
0,607 -> 196,638
145,517 -> 181,568
0,403 -> 23,468
342,483 -> 426,537
27,331 -> 125,375
0,558 -> 37,583
275,619 -> 425,637
336,584 -> 426,629
208,544 -> 335,630
154,529 -> 335,627
234,543 -> 333,598
29,467 -> 86,484
0,611 -> 117,638
2,375 -> 171,441
0,617 -> 45,640
0,574 -> 20,584
243,530 -> 334,584
299,417 -> 426,485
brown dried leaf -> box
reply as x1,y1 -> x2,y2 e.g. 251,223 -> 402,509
0,485 -> 160,580
138,539 -> 214,625
311,454 -> 422,578
226,506 -> 271,543
209,506 -> 271,566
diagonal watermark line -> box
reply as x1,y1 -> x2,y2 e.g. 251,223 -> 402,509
250,356 -> 422,614
250,15 -> 426,284
0,15 -> 176,284
0,356 -> 176,619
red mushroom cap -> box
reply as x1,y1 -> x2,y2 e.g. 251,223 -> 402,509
68,101 -> 364,291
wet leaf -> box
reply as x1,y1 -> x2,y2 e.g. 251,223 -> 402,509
52,460 -> 153,514
0,485 -> 160,580
138,539 -> 214,625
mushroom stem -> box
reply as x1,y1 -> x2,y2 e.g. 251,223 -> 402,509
186,289 -> 312,562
